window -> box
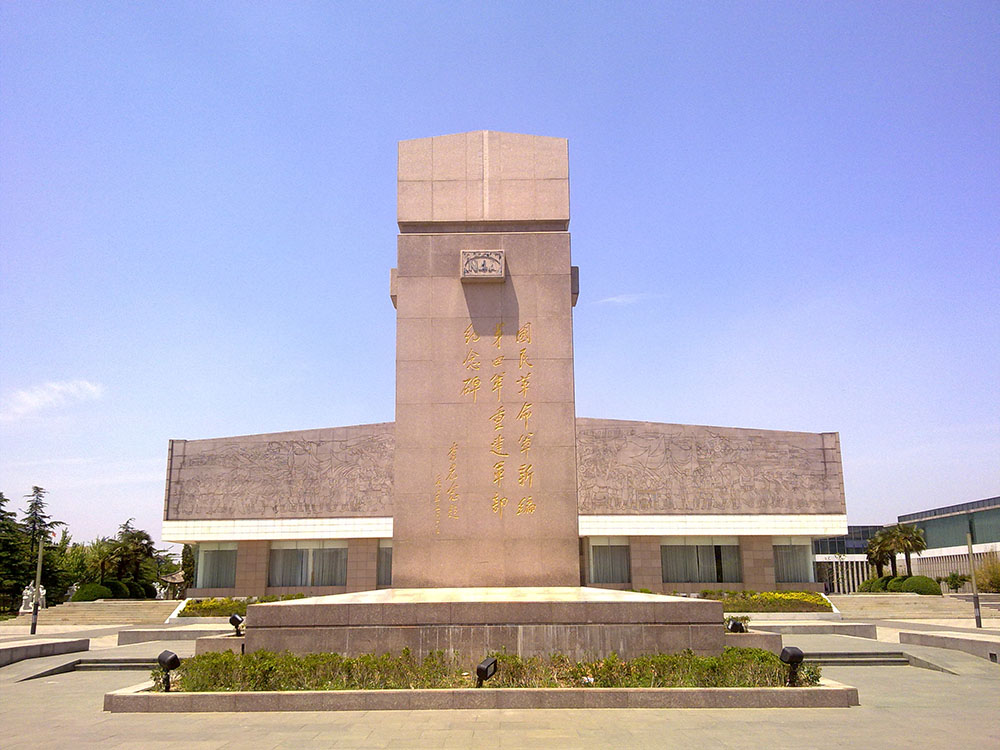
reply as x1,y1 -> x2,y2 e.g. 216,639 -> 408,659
377,540 -> 392,587
589,536 -> 631,584
773,539 -> 813,583
660,537 -> 741,583
196,542 -> 237,589
268,541 -> 348,587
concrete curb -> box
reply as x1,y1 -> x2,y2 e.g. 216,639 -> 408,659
899,631 -> 1000,663
104,679 -> 859,712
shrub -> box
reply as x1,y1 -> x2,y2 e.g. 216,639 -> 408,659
886,576 -> 910,592
900,575 -> 941,596
151,647 -> 821,693
857,578 -> 877,592
71,583 -> 113,602
126,581 -> 146,599
699,590 -> 831,612
179,593 -> 307,618
141,582 -> 158,599
975,554 -> 1000,593
871,575 -> 894,592
103,579 -> 130,599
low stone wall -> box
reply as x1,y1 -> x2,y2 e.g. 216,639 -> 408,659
118,626 -> 230,645
195,634 -> 245,655
104,679 -> 860,712
0,638 -> 89,667
723,630 -> 783,654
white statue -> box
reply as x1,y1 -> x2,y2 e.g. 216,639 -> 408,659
20,584 -> 33,613
39,585 -> 47,609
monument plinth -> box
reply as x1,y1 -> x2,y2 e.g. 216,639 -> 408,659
244,132 -> 725,662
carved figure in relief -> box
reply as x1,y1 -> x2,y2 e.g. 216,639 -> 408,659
170,433 -> 394,519
577,426 -> 832,515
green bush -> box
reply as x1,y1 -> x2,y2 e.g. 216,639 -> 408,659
857,578 -> 876,592
103,579 -> 129,599
126,581 -> 146,599
141,582 -> 158,599
151,647 -> 821,693
71,583 -> 113,602
870,575 -> 894,592
886,576 -> 910,592
900,575 -> 941,596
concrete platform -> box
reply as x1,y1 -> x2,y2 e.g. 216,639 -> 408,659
117,624 -> 230,645
752,621 -> 877,638
104,678 -> 860,712
246,586 -> 725,663
898,630 -> 1000,663
0,637 -> 89,667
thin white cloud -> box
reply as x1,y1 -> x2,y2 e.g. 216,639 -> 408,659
0,380 -> 105,422
595,293 -> 658,306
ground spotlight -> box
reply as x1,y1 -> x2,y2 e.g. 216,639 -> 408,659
476,656 -> 497,688
726,619 -> 747,633
157,649 -> 181,692
229,613 -> 245,636
779,646 -> 804,687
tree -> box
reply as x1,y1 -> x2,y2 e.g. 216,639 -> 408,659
113,519 -> 156,582
886,523 -> 927,576
21,486 -> 62,559
0,491 -> 30,613
85,537 -> 119,585
181,544 -> 196,594
867,529 -> 896,577
866,531 -> 894,578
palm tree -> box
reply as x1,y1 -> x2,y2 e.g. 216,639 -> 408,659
888,523 -> 927,576
85,538 -> 119,585
114,519 -> 156,582
866,532 -> 894,578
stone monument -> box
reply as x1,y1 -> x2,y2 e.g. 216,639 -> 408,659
243,132 -> 724,662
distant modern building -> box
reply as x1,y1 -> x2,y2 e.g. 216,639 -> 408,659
900,496 -> 1000,586
161,131 -> 848,597
812,525 -> 883,593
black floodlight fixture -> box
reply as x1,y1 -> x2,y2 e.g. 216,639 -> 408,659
229,613 -> 245,636
779,646 -> 805,687
726,619 -> 747,633
157,649 -> 181,692
476,656 -> 498,688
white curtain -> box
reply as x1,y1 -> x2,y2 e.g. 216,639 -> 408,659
773,545 -> 811,583
313,548 -> 348,586
199,549 -> 237,588
269,549 -> 308,587
661,545 -> 742,583
592,545 -> 630,584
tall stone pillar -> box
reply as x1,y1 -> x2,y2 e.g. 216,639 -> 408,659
390,131 -> 580,588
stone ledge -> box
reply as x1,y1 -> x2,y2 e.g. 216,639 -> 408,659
0,638 -> 89,667
899,631 -> 1000,662
104,679 -> 859,712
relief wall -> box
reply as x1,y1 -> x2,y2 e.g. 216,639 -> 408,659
576,418 -> 845,515
165,423 -> 394,520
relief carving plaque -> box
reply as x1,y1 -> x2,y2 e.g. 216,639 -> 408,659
460,250 -> 505,282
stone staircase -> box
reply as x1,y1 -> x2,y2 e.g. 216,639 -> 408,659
1,600 -> 178,626
828,594 -> 997,620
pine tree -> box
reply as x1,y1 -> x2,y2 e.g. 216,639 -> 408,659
22,486 -> 62,558
0,492 -> 30,612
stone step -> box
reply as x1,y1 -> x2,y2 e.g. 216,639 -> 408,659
804,651 -> 910,666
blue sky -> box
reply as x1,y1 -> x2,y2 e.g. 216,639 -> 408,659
2,2 -> 998,548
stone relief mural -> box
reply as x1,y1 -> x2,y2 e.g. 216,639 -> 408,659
166,425 -> 394,520
576,419 -> 843,515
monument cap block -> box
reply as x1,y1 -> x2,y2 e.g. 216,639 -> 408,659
397,131 -> 569,230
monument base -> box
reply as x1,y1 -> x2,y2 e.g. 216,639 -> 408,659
245,587 -> 725,665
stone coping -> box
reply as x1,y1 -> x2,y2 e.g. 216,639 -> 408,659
104,678 -> 859,712
248,587 -> 723,627
898,631 -> 1000,662
0,637 -> 89,668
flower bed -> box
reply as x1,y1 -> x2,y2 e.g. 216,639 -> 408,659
699,590 -> 832,612
150,647 -> 821,692
179,593 -> 306,618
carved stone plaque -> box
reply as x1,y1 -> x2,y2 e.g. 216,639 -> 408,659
460,250 -> 505,282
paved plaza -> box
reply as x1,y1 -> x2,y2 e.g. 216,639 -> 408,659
2,622 -> 998,750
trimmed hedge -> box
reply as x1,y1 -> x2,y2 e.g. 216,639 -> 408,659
900,575 -> 941,596
151,647 -> 822,693
71,583 -> 113,602
872,575 -> 894,592
887,576 -> 910,592
699,590 -> 831,612
103,579 -> 130,599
